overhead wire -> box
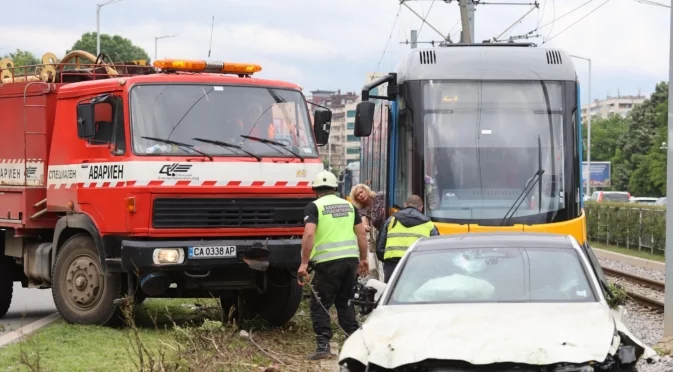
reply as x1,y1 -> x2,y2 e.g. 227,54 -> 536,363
537,0 -> 548,28
544,0 -> 556,41
525,0 -> 596,36
417,0 -> 437,36
372,4 -> 402,78
633,0 -> 670,8
541,0 -> 612,44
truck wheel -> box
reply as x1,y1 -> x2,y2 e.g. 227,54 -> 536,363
0,256 -> 13,318
52,233 -> 122,325
256,270 -> 302,327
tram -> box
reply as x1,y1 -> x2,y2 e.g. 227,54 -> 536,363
354,43 -> 588,247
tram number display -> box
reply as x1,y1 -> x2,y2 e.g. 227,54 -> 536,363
188,245 -> 237,259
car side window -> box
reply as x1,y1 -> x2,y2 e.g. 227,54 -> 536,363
84,96 -> 126,155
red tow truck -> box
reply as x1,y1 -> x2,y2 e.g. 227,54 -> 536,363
0,50 -> 332,325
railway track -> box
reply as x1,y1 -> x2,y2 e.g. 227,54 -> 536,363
601,266 -> 665,312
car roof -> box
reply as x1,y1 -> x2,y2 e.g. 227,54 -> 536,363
412,232 -> 575,252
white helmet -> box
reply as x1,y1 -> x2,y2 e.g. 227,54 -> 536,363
312,170 -> 338,189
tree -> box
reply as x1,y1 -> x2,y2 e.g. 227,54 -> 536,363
1,49 -> 40,76
67,32 -> 150,63
610,82 -> 668,193
627,99 -> 668,196
582,114 -> 629,162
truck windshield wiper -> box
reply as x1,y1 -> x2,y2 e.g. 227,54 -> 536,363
192,137 -> 262,162
141,136 -> 213,161
240,135 -> 304,162
499,136 -> 545,227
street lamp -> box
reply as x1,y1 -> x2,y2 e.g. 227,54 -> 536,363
96,0 -> 124,56
570,54 -> 592,198
154,34 -> 178,61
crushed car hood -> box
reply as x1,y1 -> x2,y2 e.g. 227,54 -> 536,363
339,302 -> 653,369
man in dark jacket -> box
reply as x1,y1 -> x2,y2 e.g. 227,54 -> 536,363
376,195 -> 439,283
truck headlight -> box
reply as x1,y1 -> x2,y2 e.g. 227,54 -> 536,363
153,248 -> 184,265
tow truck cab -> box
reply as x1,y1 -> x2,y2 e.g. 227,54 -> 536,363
0,53 -> 332,326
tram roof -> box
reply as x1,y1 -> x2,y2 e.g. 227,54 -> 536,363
395,44 -> 577,83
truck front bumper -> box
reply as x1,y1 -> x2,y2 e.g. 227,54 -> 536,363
107,238 -> 302,296
113,238 -> 302,273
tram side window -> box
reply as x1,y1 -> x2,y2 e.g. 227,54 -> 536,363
395,107 -> 412,207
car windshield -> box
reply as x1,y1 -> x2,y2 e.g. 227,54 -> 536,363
130,84 -> 318,158
387,247 -> 596,304
423,80 -> 566,224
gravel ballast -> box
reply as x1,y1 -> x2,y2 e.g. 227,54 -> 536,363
595,254 -> 672,370
598,256 -> 666,283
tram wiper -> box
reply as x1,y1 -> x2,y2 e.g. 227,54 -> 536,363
499,136 -> 545,227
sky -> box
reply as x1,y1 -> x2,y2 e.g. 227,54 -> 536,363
0,0 -> 669,104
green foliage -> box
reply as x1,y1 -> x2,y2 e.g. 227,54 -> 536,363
67,32 -> 150,63
585,201 -> 666,254
606,82 -> 668,195
607,282 -> 628,309
582,114 -> 628,162
2,49 -> 40,76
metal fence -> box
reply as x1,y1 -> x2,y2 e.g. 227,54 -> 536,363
585,204 -> 666,255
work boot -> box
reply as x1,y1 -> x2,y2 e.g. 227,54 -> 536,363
307,343 -> 332,360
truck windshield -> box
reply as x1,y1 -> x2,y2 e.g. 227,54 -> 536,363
130,84 -> 318,158
423,80 -> 566,225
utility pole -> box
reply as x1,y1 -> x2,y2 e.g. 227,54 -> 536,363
96,0 -> 123,56
411,30 -> 418,48
468,0 -> 475,42
154,34 -> 177,61
571,55 -> 592,197
459,0 -> 473,43
663,0 -> 673,338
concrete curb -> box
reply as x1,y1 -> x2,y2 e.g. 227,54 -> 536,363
0,312 -> 61,348
593,248 -> 666,274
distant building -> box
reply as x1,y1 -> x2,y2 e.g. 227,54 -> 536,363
581,94 -> 647,122
309,89 -> 358,173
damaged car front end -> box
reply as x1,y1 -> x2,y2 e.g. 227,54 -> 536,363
339,234 -> 659,372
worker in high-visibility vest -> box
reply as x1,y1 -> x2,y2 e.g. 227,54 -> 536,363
376,195 -> 439,283
297,170 -> 369,360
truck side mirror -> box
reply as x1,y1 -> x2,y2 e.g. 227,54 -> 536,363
76,102 -> 96,139
354,101 -> 375,137
313,108 -> 332,146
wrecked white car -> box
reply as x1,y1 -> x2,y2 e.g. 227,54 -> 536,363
340,232 -> 658,372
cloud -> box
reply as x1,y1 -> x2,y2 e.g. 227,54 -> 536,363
0,0 -> 667,96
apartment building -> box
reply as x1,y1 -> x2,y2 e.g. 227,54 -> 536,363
580,94 -> 646,122
308,89 -> 358,173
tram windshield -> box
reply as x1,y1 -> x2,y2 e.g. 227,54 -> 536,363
423,80 -> 566,224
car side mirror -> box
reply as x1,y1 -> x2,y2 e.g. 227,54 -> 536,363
76,102 -> 96,139
354,101 -> 375,137
313,108 -> 332,146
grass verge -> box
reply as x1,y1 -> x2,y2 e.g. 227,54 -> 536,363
0,288 -> 348,371
590,241 -> 665,263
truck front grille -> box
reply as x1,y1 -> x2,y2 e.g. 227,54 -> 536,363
152,197 -> 314,228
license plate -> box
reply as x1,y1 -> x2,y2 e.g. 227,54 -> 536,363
188,246 -> 237,259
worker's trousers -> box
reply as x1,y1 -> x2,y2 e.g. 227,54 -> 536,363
309,257 -> 359,348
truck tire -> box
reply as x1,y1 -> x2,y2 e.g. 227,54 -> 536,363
255,270 -> 302,327
0,256 -> 13,318
52,233 -> 122,326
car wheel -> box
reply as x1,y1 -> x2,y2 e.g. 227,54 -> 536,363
52,233 -> 122,325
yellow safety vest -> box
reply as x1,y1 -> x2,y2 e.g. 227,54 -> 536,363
311,194 -> 359,264
383,216 -> 435,260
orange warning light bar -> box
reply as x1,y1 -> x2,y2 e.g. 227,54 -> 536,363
153,59 -> 262,75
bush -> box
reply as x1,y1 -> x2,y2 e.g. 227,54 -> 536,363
585,201 -> 666,255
